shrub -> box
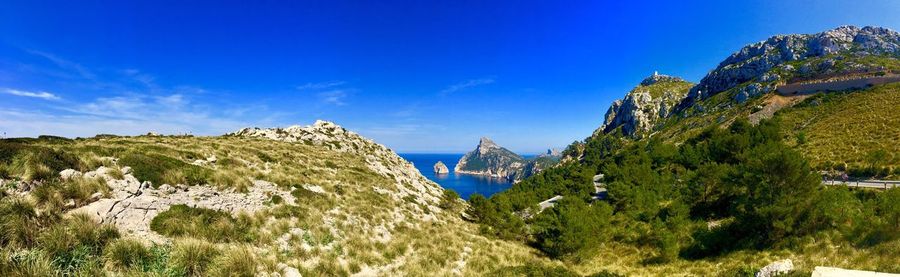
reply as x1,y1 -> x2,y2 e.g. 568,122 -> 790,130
0,249 -> 56,276
150,205 -> 253,242
170,239 -> 219,277
119,153 -> 211,187
31,214 -> 117,274
104,238 -> 151,270
492,263 -> 580,277
0,198 -> 41,247
531,198 -> 613,258
106,167 -> 125,180
208,246 -> 257,277
438,189 -> 461,210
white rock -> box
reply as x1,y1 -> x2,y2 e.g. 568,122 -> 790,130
756,259 -> 794,277
59,169 -> 82,180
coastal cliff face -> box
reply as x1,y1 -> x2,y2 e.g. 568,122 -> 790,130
455,137 -> 526,180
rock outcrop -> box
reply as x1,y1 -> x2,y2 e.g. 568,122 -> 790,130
434,161 -> 450,174
755,259 -> 794,277
455,137 -> 526,180
597,72 -> 693,137
70,166 -> 296,243
684,26 -> 900,106
231,120 -> 444,208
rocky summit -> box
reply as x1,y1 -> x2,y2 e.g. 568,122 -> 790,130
598,72 -> 694,137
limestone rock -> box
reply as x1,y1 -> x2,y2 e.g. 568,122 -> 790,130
231,120 -> 445,217
755,259 -> 794,277
597,72 -> 693,137
433,161 -> 449,174
60,169 -> 82,180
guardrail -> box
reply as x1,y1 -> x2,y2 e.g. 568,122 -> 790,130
822,179 -> 899,190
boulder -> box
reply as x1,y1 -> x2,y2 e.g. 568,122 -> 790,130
59,169 -> 82,180
756,259 -> 794,277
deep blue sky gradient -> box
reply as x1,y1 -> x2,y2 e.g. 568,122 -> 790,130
1,1 -> 898,153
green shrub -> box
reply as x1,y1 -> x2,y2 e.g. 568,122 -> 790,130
119,153 -> 211,187
438,189 -> 461,210
0,249 -> 56,276
150,205 -> 254,242
25,214 -> 117,275
104,238 -> 151,270
0,198 -> 41,247
531,198 -> 613,258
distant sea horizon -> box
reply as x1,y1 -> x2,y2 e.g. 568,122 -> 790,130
400,153 -> 533,200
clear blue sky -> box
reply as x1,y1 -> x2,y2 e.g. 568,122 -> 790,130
1,1 -> 898,153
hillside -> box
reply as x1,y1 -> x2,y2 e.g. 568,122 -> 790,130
0,121 -> 552,276
469,25 -> 900,276
591,25 -> 900,178
776,83 -> 900,177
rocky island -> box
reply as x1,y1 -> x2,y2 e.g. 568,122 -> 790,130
455,137 -> 561,181
433,161 -> 449,174
455,137 -> 525,180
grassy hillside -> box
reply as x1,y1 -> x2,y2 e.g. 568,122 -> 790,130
0,128 -> 554,276
777,83 -> 900,178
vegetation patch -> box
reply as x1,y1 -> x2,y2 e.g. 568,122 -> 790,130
150,205 -> 255,243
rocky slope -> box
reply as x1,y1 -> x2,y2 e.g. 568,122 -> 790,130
683,25 -> 900,108
597,72 -> 693,137
0,120 -> 552,276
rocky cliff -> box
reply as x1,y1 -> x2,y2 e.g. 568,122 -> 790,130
596,72 -> 694,137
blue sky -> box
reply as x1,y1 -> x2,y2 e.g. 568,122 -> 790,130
1,1 -> 898,153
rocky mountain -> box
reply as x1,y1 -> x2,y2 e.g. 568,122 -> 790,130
455,137 -> 526,180
597,72 -> 694,137
683,25 -> 900,107
588,25 -> 900,176
594,26 -> 900,142
0,120 -> 551,276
